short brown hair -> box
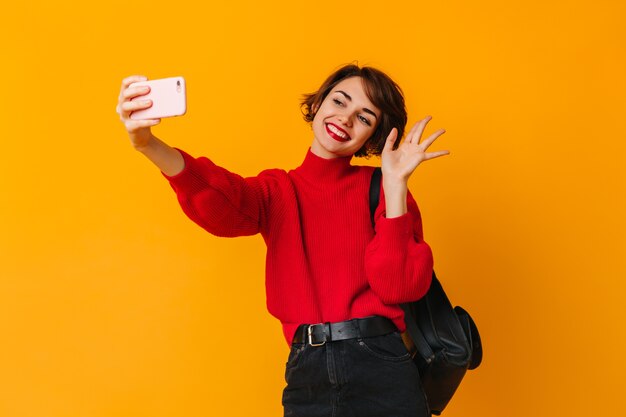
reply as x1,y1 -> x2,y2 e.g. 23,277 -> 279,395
301,64 -> 407,158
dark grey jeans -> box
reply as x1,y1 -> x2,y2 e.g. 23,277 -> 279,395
282,331 -> 430,417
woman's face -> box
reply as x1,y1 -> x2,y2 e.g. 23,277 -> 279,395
310,76 -> 380,159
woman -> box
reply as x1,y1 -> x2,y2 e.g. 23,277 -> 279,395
117,64 -> 449,417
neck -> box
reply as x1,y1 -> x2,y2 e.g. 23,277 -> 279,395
295,148 -> 355,183
310,142 -> 347,160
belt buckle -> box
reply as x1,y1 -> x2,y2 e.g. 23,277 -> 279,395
307,323 -> 326,346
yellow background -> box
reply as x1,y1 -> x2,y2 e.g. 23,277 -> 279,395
1,0 -> 625,416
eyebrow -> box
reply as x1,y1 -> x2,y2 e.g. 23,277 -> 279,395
336,90 -> 378,119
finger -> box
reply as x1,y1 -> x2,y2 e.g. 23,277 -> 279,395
419,129 -> 446,150
423,150 -> 450,161
122,85 -> 151,101
408,115 -> 432,144
125,118 -> 161,131
118,99 -> 152,121
118,85 -> 151,118
404,120 -> 421,144
383,128 -> 398,152
119,75 -> 148,103
121,75 -> 148,91
121,99 -> 152,114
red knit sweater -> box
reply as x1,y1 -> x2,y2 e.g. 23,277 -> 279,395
164,148 -> 433,345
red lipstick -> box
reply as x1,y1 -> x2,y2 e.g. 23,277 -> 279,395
326,123 -> 351,142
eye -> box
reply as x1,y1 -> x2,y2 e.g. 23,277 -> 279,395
333,98 -> 344,106
358,115 -> 372,126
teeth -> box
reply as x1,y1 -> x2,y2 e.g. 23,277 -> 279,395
328,124 -> 348,139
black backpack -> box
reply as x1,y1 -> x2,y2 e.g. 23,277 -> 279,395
369,167 -> 483,415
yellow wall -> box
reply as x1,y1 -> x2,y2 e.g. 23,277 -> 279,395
1,0 -> 624,416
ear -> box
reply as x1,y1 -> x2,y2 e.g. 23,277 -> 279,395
307,102 -> 320,122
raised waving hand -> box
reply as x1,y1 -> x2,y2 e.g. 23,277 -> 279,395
381,115 -> 449,183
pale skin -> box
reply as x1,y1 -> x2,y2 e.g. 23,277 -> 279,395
116,75 -> 449,218
381,120 -> 450,217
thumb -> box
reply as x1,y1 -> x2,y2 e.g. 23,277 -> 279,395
383,128 -> 398,153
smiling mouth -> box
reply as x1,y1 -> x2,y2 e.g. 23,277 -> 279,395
326,123 -> 351,142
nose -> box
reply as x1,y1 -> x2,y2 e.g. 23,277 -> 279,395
337,112 -> 353,127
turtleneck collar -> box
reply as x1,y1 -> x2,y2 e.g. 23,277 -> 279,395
293,148 -> 356,183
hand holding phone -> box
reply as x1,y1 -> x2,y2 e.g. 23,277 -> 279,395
129,76 -> 187,120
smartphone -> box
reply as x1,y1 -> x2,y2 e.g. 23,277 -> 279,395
129,76 -> 187,120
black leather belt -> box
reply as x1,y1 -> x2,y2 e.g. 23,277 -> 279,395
292,316 -> 397,346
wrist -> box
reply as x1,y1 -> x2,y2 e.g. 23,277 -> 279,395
132,132 -> 155,153
383,181 -> 408,219
382,177 -> 408,195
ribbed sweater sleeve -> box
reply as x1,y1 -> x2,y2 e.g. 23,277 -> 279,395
364,188 -> 433,304
163,149 -> 280,237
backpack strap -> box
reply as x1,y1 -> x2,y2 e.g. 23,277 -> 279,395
369,167 -> 382,229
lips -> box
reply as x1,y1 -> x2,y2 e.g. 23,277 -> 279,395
326,123 -> 351,142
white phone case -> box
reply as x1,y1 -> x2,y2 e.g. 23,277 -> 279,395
129,76 -> 187,120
